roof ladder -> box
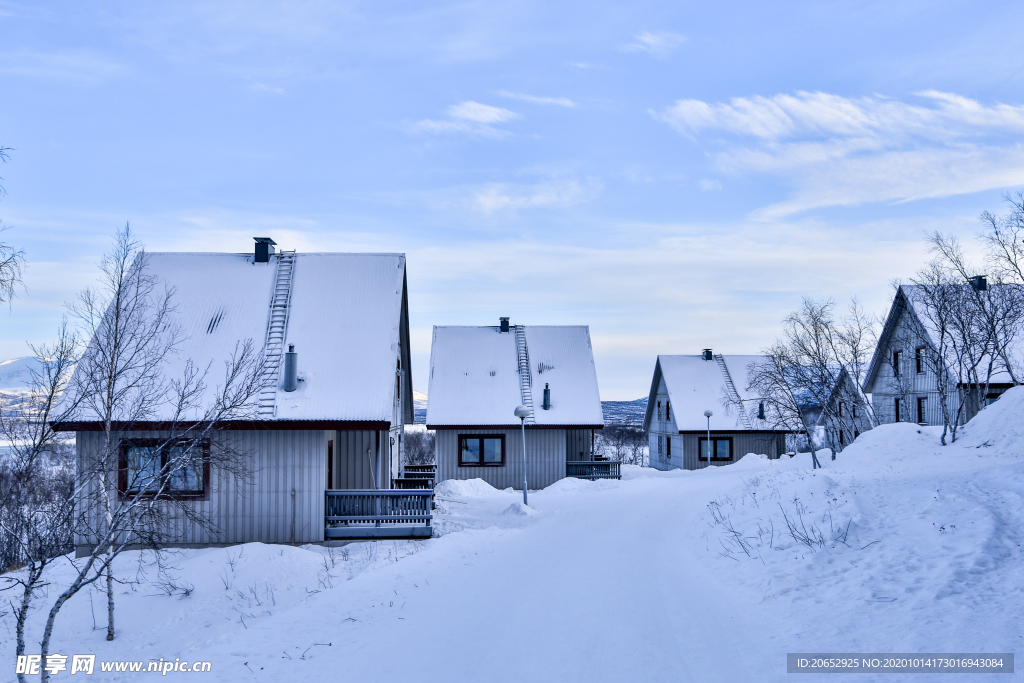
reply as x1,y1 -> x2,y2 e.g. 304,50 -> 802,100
514,325 -> 535,424
715,354 -> 752,430
257,250 -> 297,418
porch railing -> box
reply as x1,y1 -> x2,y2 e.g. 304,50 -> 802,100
392,477 -> 434,490
566,460 -> 621,480
402,464 -> 436,479
325,490 -> 432,538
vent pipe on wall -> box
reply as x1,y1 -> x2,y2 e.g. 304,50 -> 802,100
284,344 -> 298,392
499,317 -> 510,333
542,382 -> 551,410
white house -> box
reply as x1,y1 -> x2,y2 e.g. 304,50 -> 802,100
644,351 -> 791,470
426,319 -> 607,489
60,239 -> 422,553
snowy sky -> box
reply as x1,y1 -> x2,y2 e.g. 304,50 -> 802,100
2,1 -> 1024,400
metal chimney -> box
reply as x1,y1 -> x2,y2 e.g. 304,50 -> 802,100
542,383 -> 551,410
499,317 -> 510,333
969,275 -> 988,291
702,349 -> 713,361
284,344 -> 298,392
254,237 -> 277,263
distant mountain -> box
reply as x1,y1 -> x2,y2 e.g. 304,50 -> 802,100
413,390 -> 427,425
601,398 -> 648,427
0,357 -> 45,395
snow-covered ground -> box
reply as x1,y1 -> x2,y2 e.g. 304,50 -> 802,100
6,389 -> 1024,681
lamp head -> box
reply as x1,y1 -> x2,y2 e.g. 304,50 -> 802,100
514,405 -> 532,419
703,409 -> 713,418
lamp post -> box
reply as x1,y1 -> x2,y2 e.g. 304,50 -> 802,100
514,405 -> 532,505
703,409 -> 713,466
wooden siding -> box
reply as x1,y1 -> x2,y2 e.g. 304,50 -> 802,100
566,429 -> 593,462
75,428 -> 391,553
866,305 -> 964,427
436,427 -> 567,490
680,432 -> 785,470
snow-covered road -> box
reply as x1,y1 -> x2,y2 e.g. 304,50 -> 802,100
9,389 -> 1024,682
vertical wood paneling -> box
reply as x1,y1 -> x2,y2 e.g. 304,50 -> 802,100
565,429 -> 593,462
436,428 -> 567,490
76,429 -> 329,551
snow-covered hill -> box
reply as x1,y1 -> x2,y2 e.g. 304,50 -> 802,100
0,356 -> 44,396
6,388 -> 1024,681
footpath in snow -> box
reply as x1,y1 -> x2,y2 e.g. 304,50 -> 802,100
6,389 -> 1024,681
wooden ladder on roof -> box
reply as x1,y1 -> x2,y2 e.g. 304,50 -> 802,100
257,251 -> 297,418
715,354 -> 752,430
514,325 -> 535,424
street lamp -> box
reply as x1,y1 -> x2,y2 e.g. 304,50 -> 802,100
514,405 -> 532,505
703,409 -> 713,466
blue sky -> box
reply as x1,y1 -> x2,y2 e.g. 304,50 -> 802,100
2,1 -> 1024,399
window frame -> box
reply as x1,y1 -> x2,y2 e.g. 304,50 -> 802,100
457,434 -> 506,467
698,436 -> 734,462
916,396 -> 927,424
915,346 -> 926,374
118,438 -> 210,501
892,349 -> 903,377
894,397 -> 902,422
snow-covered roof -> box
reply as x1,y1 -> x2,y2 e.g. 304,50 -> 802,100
645,354 -> 790,432
62,251 -> 412,426
426,325 -> 603,428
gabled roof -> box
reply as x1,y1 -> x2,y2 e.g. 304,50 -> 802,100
644,354 -> 789,432
863,284 -> 1023,392
426,325 -> 603,428
61,252 -> 412,426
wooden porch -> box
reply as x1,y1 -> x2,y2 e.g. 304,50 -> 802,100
325,490 -> 433,539
566,460 -> 622,480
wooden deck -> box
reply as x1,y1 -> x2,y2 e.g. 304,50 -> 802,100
566,461 -> 622,480
325,490 -> 433,539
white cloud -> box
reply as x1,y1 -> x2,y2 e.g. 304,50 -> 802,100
250,81 -> 285,95
413,101 -> 520,137
699,179 -> 722,191
621,31 -> 686,59
447,101 -> 519,124
496,91 -> 576,108
471,180 -> 599,212
652,91 -> 1024,216
0,50 -> 125,83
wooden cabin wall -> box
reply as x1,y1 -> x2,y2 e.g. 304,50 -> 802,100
680,432 -> 783,470
436,427 -> 567,490
75,429 -> 329,554
565,429 -> 593,462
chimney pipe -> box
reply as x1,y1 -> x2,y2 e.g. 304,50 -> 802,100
284,344 -> 298,392
499,317 -> 510,333
542,383 -> 551,410
702,349 -> 713,361
254,237 -> 277,263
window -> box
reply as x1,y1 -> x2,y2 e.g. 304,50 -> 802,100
699,437 -> 733,461
917,397 -> 927,424
852,404 -> 858,419
894,397 -> 901,422
657,401 -> 662,421
892,350 -> 902,377
665,401 -> 671,422
915,347 -> 925,374
839,431 -> 845,446
666,436 -> 672,459
458,435 -> 505,466
119,439 -> 208,498
838,401 -> 845,418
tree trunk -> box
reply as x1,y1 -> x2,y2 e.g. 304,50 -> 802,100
106,553 -> 115,640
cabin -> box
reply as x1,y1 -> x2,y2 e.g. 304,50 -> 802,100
806,367 -> 875,452
643,351 -> 791,470
862,284 -> 1019,427
60,239 -> 428,556
426,319 -> 610,489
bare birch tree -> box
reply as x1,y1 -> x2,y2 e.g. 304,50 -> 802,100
0,146 -> 26,304
32,226 -> 263,679
0,322 -> 80,683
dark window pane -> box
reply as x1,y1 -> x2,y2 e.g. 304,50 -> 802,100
127,446 -> 161,492
461,438 -> 480,464
483,438 -> 502,463
700,440 -> 712,459
716,440 -> 731,460
166,445 -> 203,492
